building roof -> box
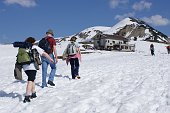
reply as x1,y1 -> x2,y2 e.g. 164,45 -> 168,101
94,33 -> 128,41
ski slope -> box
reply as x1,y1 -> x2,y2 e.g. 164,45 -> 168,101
0,41 -> 170,113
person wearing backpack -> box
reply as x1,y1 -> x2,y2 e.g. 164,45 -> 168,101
65,36 -> 81,79
20,37 -> 54,103
38,29 -> 58,88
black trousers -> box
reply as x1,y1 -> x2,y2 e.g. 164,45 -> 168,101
151,50 -> 155,56
69,58 -> 79,79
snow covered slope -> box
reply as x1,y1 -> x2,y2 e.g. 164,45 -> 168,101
0,41 -> 170,113
104,17 -> 135,34
75,26 -> 110,42
59,26 -> 110,43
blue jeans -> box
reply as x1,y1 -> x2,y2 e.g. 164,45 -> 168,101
41,54 -> 56,87
69,58 -> 79,79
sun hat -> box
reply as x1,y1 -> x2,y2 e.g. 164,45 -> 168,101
46,29 -> 54,36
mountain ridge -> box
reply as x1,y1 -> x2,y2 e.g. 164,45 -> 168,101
69,17 -> 169,44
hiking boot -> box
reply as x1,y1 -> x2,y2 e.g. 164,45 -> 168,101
30,92 -> 37,99
47,80 -> 55,86
75,75 -> 81,79
23,96 -> 31,103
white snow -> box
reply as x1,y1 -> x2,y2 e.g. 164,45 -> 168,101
0,41 -> 170,113
61,26 -> 111,43
77,26 -> 111,42
104,18 -> 136,35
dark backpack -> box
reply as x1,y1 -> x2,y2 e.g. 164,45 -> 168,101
31,49 -> 41,70
38,37 -> 52,54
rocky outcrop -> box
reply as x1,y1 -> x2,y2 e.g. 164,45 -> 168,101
114,17 -> 169,43
63,17 -> 169,44
116,24 -> 146,39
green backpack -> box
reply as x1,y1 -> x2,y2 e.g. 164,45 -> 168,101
16,48 -> 42,70
16,48 -> 33,65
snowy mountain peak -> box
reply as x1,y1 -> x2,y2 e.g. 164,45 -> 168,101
104,17 -> 169,43
74,26 -> 111,42
62,17 -> 169,44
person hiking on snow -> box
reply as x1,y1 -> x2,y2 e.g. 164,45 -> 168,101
63,36 -> 81,79
22,37 -> 54,103
39,29 -> 58,88
150,44 -> 155,56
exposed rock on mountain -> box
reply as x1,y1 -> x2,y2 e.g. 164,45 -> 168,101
104,17 -> 169,43
61,17 -> 169,44
74,26 -> 110,42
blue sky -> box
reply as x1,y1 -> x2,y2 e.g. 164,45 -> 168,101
0,0 -> 170,43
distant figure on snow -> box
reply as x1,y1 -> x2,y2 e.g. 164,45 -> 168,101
150,44 -> 155,56
166,46 -> 170,54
